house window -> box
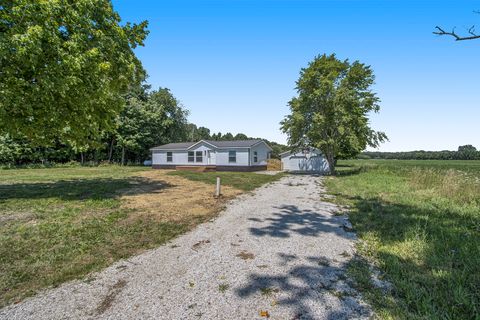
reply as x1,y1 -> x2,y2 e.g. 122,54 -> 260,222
188,151 -> 194,162
167,152 -> 173,162
229,150 -> 236,163
253,151 -> 258,163
196,151 -> 203,162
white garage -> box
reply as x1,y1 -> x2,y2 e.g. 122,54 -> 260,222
280,148 -> 330,174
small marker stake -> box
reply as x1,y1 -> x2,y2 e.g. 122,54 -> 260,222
215,176 -> 221,197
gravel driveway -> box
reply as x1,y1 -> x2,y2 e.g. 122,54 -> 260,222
0,175 -> 371,320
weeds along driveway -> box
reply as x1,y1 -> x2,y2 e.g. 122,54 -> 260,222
0,175 -> 371,320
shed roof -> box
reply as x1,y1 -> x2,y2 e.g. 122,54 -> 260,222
280,148 -> 322,158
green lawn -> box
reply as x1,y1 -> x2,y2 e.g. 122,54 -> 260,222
325,160 -> 480,319
0,166 -> 178,307
0,166 -> 281,308
168,170 -> 284,191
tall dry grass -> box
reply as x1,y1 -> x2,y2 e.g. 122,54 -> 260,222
267,159 -> 282,171
409,168 -> 480,204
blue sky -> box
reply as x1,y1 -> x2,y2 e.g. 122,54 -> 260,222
112,0 -> 480,151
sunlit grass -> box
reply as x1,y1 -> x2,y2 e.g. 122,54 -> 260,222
325,160 -> 480,319
168,170 -> 284,191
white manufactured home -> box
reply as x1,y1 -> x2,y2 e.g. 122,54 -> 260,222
150,140 -> 272,171
280,148 -> 330,173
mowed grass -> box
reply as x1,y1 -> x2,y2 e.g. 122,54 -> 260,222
0,166 -> 183,307
325,160 -> 480,319
0,166 -> 271,307
168,170 -> 284,191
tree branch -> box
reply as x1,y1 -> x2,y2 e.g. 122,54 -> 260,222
433,26 -> 480,41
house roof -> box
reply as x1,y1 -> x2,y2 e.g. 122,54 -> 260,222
150,139 -> 270,151
204,140 -> 263,148
150,142 -> 196,150
279,151 -> 292,157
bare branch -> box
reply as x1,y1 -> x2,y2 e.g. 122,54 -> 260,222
468,25 -> 477,36
433,26 -> 480,41
434,9 -> 480,41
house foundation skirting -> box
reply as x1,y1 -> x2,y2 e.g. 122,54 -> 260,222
151,165 -> 267,172
215,165 -> 267,172
152,164 -> 176,169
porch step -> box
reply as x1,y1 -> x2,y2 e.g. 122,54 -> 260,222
176,165 -> 217,172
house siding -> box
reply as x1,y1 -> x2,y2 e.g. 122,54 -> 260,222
215,148 -> 249,166
153,150 -> 189,165
151,140 -> 272,171
250,143 -> 270,166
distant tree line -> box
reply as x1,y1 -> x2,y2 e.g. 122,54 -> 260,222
361,145 -> 480,160
0,85 -> 288,166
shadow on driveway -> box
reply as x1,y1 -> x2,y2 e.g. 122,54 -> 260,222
236,253 -> 369,319
248,204 -> 350,239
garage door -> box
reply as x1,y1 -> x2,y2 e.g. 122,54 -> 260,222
282,155 -> 328,172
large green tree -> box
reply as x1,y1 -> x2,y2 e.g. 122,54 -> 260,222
281,54 -> 387,173
0,0 -> 148,144
185,124 -> 211,141
116,88 -> 189,164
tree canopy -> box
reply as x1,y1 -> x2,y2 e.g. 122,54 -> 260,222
458,145 -> 477,152
281,54 -> 387,173
116,88 -> 189,163
0,0 -> 148,145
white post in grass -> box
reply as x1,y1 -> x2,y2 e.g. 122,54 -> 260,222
215,176 -> 221,198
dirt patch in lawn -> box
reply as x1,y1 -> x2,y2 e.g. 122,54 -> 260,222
120,170 -> 242,223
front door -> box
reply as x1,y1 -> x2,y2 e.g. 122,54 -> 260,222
207,150 -> 216,165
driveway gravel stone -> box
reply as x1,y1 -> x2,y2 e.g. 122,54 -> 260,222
0,174 -> 371,320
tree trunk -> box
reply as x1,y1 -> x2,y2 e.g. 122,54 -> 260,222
325,152 -> 336,175
108,137 -> 115,163
80,152 -> 84,165
121,146 -> 125,166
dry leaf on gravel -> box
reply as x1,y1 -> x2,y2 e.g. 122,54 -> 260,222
236,250 -> 255,260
